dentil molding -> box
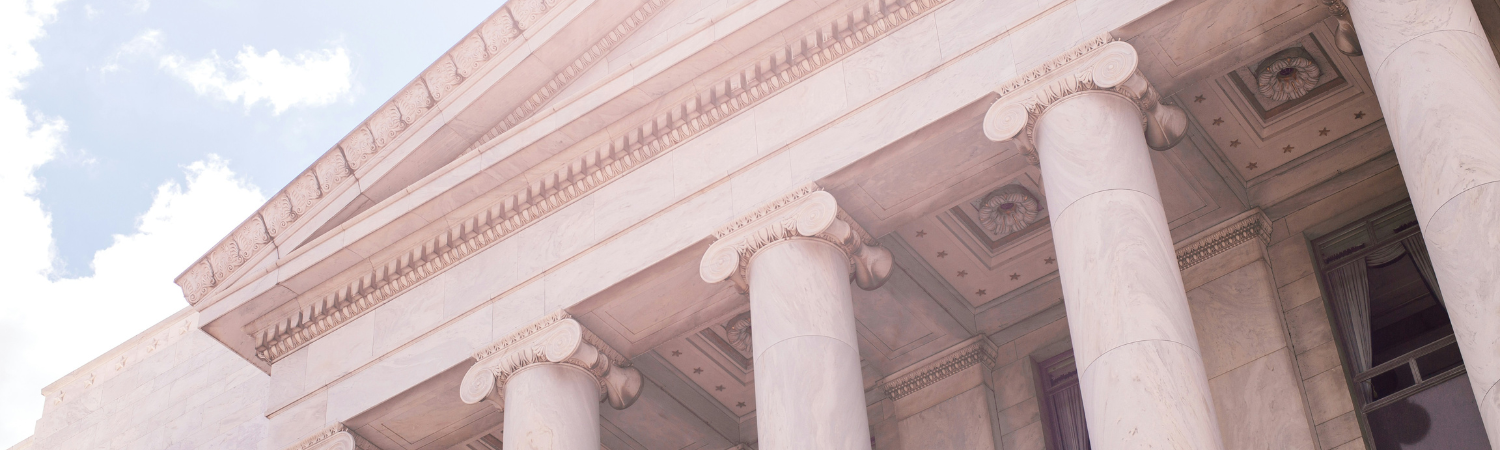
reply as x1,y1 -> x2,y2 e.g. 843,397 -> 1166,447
460,312 -> 643,411
286,423 -> 380,450
247,0 -> 956,365
700,185 -> 894,292
983,36 -> 1187,157
174,0 -> 676,307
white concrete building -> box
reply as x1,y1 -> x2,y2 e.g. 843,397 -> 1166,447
14,0 -> 1500,448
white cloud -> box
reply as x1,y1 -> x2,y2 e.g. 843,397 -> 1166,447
131,0 -> 148,13
160,44 -> 353,114
0,1 -> 267,447
100,28 -> 161,73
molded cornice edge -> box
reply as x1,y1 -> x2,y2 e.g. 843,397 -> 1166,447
1173,208 -> 1272,270
287,423 -> 380,450
249,0 -> 956,365
460,311 -> 643,411
176,0 -> 670,306
982,35 -> 1187,157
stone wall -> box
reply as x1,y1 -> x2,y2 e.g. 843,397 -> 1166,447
22,311 -> 268,450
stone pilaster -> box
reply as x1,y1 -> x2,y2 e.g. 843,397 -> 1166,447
699,185 -> 891,450
983,37 -> 1225,450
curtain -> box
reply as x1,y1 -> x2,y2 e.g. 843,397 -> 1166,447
1327,262 -> 1373,372
1401,235 -> 1445,306
1051,384 -> 1091,450
1364,242 -> 1406,266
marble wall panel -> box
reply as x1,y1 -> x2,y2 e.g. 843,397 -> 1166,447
1303,365 -> 1355,424
897,386 -> 998,450
752,62 -> 849,155
671,113 -> 760,197
842,15 -> 943,106
1315,411 -> 1362,449
1278,274 -> 1321,311
1207,348 -> 1317,450
1187,262 -> 1287,378
1284,297 -> 1335,354
441,237 -> 520,319
1006,4 -> 1084,70
933,0 -> 1052,60
372,278 -> 447,356
305,313 -> 376,390
326,306 -> 492,422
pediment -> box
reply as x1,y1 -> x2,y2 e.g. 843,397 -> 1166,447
175,0 -> 675,308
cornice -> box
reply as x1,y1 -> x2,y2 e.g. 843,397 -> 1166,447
1174,209 -> 1273,270
287,423 -> 380,450
460,311 -> 643,411
879,336 -> 997,401
699,186 -> 893,292
983,36 -> 1187,157
249,0 -> 955,364
465,0 -> 670,152
177,0 -> 579,306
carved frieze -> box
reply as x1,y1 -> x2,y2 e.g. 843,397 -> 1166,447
313,151 -> 351,196
261,194 -> 299,238
287,171 -> 323,216
1174,209 -> 1273,270
879,337 -> 998,401
700,186 -> 894,292
460,312 -> 643,411
287,423 -> 379,450
246,0 -> 954,362
984,37 -> 1187,154
368,105 -> 407,149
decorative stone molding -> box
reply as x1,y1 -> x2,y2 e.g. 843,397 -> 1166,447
977,184 -> 1043,236
248,0 -> 954,364
879,336 -> 998,401
460,312 -> 643,411
175,0 -> 576,305
1322,0 -> 1363,56
466,0 -> 671,152
287,423 -> 380,450
724,312 -> 752,354
1174,209 -> 1272,270
700,186 -> 894,292
1256,47 -> 1322,101
983,36 -> 1187,155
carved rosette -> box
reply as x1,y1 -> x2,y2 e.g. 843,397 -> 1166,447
983,37 -> 1187,154
700,186 -> 894,292
286,423 -> 378,450
977,185 -> 1042,236
460,312 -> 643,411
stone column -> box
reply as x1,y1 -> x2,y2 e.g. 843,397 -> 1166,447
982,37 -> 1225,450
460,312 -> 643,450
700,186 -> 893,450
1342,0 -> 1500,444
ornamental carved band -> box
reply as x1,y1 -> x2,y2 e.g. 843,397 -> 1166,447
286,423 -> 379,450
460,312 -> 643,411
699,186 -> 894,292
982,37 -> 1187,154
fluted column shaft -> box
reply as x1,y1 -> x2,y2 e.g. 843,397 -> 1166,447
1036,91 -> 1225,450
1345,0 -> 1500,445
749,238 -> 871,450
503,364 -> 601,449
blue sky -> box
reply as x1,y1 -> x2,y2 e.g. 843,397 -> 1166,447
0,0 -> 504,446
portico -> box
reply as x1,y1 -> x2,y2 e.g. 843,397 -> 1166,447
20,0 -> 1500,449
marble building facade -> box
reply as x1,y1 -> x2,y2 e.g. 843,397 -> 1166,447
14,0 -> 1500,448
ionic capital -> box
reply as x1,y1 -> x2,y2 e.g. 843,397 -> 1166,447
699,185 -> 893,292
460,312 -> 643,410
286,423 -> 380,450
983,36 -> 1187,155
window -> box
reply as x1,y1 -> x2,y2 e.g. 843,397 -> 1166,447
1312,201 -> 1490,449
1035,351 -> 1090,450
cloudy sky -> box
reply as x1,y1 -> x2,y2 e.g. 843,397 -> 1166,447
0,0 -> 503,446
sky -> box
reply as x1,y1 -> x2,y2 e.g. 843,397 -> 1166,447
0,0 -> 504,446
